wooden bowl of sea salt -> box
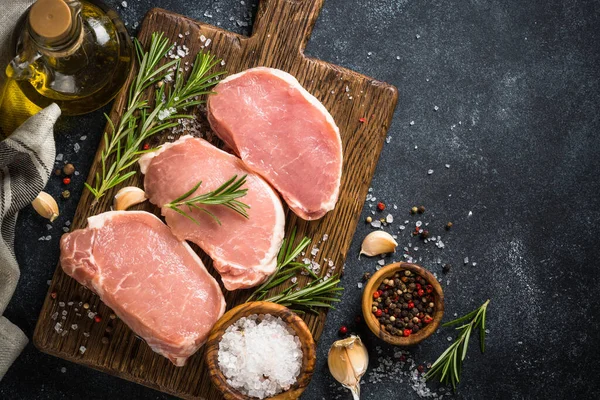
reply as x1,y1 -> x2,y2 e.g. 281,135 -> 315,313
205,301 -> 316,399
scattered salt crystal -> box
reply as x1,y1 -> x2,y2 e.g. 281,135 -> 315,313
377,259 -> 385,266
87,311 -> 96,319
205,38 -> 212,47
218,315 -> 302,399
427,169 -> 434,175
121,1 -> 127,7
79,346 -> 86,354
200,35 -> 207,42
56,153 -> 63,161
67,301 -> 73,306
386,214 -> 393,223
434,105 -> 439,111
468,210 -> 473,216
371,220 -> 381,228
74,171 -> 80,176
51,312 -> 59,320
399,225 -> 405,230
415,221 -> 422,227
54,322 -> 62,333
322,234 -> 329,241
396,55 -> 400,60
65,221 -> 71,226
80,135 -> 87,141
83,332 -> 90,338
291,277 -> 297,284
409,120 -> 415,126
386,136 -> 391,143
357,282 -> 363,289
71,324 -> 78,330
46,224 -> 52,230
445,164 -> 450,168
464,257 -> 469,265
63,227 -> 69,233
61,310 -> 67,316
59,302 -> 65,307
60,367 -> 66,373
447,336 -> 453,341
73,143 -> 80,153
310,247 -> 319,256
472,262 -> 477,266
416,34 -> 421,39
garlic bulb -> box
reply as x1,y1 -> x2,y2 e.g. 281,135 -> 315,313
31,191 -> 59,222
360,231 -> 398,257
328,335 -> 369,400
113,186 -> 147,211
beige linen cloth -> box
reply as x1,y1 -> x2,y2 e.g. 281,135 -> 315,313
0,0 -> 61,380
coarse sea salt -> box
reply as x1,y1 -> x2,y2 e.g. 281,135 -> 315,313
218,314 -> 302,399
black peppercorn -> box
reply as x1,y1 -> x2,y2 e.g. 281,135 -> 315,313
442,264 -> 451,274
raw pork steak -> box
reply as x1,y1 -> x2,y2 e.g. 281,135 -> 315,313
139,136 -> 285,291
60,211 -> 226,366
207,67 -> 343,220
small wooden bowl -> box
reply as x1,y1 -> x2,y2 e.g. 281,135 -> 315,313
205,301 -> 316,399
362,262 -> 444,346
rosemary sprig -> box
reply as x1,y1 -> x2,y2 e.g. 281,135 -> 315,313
247,227 -> 344,314
425,299 -> 491,390
265,275 -> 343,315
165,175 -> 250,225
85,32 -> 225,202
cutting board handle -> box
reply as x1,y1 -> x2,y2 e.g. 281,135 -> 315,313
251,0 -> 325,55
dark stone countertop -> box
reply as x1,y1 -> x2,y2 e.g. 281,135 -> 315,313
2,0 -> 600,399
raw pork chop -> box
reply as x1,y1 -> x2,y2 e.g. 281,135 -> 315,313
60,211 -> 226,366
139,136 -> 285,291
207,67 -> 343,220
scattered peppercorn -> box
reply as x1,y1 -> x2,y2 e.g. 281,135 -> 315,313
377,202 -> 385,211
55,169 -> 62,176
105,326 -> 113,333
63,163 -> 75,175
362,272 -> 372,281
366,216 -> 372,223
417,205 -> 426,214
101,336 -> 110,344
420,230 -> 430,239
359,117 -> 366,123
445,222 -> 453,230
442,264 -> 451,274
50,292 -> 57,299
94,315 -> 102,323
379,218 -> 385,223
83,303 -> 89,309
62,177 -> 71,185
339,326 -> 348,335
417,365 -> 425,373
109,313 -> 116,320
410,206 -> 418,214
62,190 -> 70,199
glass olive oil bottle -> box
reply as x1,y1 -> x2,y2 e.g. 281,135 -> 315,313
0,0 -> 132,137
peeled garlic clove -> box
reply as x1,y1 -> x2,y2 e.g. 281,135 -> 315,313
113,186 -> 147,211
328,335 -> 369,400
360,231 -> 398,257
31,191 -> 59,222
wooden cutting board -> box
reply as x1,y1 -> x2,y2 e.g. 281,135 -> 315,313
33,1 -> 398,398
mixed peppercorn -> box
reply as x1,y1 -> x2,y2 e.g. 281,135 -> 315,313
371,269 -> 436,337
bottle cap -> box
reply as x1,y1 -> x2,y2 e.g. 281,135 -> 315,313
29,0 -> 72,41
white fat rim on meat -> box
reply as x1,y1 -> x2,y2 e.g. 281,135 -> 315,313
216,67 -> 343,213
86,210 -> 226,318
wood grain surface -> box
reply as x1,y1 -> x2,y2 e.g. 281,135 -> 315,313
33,1 -> 398,398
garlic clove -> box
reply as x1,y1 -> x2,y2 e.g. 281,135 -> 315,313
360,231 -> 398,257
328,335 -> 369,400
31,191 -> 59,222
113,186 -> 147,211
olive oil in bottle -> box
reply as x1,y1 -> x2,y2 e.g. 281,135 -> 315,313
0,0 -> 132,136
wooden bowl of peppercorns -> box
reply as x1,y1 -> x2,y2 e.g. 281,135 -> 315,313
362,262 -> 444,346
